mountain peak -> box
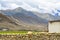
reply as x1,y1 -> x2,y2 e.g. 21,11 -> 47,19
15,7 -> 23,10
14,7 -> 25,11
13,7 -> 27,12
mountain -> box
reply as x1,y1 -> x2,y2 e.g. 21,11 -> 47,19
0,13 -> 18,30
0,7 -> 60,31
33,12 -> 60,20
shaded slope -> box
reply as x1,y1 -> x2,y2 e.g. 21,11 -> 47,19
0,7 -> 51,31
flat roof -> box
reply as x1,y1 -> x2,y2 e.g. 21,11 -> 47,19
49,20 -> 60,22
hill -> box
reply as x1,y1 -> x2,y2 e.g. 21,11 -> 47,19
0,7 -> 60,31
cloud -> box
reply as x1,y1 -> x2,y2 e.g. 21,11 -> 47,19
5,3 -> 20,9
0,0 -> 60,14
23,0 -> 60,14
1,3 -> 20,10
0,4 -> 1,10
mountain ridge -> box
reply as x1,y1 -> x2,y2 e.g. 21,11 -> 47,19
0,7 -> 60,31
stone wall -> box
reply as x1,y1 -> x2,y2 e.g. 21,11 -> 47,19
0,33 -> 60,40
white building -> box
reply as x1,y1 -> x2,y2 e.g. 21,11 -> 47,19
48,20 -> 60,33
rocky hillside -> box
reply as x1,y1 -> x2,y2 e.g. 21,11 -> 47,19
0,7 -> 60,31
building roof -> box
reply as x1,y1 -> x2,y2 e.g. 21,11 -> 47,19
49,20 -> 60,22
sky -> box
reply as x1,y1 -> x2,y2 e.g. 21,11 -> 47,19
0,0 -> 60,15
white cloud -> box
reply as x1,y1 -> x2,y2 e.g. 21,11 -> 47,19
20,2 -> 39,12
6,3 -> 20,9
0,0 -> 60,14
0,4 -> 1,10
22,0 -> 60,13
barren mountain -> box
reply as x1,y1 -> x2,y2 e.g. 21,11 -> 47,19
0,7 -> 60,31
0,13 -> 47,31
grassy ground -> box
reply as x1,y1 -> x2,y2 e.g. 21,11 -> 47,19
0,31 -> 28,35
0,31 -> 47,35
0,31 -> 60,35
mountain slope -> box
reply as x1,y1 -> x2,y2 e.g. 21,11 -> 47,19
0,13 -> 19,30
0,7 -> 60,31
33,12 -> 60,20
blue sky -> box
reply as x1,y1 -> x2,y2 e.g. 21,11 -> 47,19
0,0 -> 60,15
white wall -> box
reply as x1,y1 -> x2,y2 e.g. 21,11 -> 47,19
48,22 -> 60,33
